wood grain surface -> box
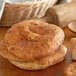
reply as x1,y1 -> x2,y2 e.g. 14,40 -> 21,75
0,26 -> 76,76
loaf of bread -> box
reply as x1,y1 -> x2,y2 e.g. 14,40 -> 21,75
45,3 -> 76,28
0,0 -> 57,26
0,20 -> 67,70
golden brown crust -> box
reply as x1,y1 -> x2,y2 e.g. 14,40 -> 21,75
64,62 -> 76,76
1,20 -> 64,61
0,41 -> 23,61
9,45 -> 67,70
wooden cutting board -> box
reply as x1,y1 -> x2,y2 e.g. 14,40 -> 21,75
0,27 -> 76,76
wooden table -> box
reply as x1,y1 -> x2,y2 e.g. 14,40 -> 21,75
0,27 -> 76,76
